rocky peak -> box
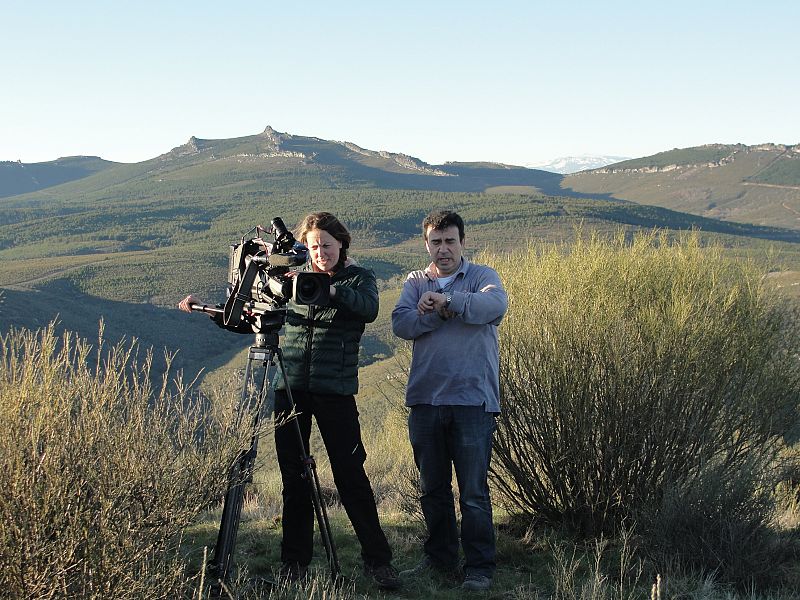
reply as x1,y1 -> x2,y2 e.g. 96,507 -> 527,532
260,125 -> 286,148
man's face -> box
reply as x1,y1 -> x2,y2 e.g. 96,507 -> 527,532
425,225 -> 464,276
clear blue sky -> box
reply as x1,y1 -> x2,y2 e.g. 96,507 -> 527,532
2,1 -> 798,166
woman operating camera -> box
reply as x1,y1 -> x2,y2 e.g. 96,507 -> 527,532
178,212 -> 399,589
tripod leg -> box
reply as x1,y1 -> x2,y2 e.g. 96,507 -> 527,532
210,344 -> 277,590
274,349 -> 341,580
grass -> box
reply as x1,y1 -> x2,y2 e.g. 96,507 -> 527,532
181,503 -> 800,599
182,506 -> 558,600
0,324 -> 246,598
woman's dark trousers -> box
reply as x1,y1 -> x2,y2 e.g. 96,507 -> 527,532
274,389 -> 392,568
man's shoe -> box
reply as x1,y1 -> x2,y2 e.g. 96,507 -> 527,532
461,574 -> 492,591
277,561 -> 307,582
364,563 -> 401,590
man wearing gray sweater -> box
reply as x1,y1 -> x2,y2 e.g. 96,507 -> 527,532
391,210 -> 508,592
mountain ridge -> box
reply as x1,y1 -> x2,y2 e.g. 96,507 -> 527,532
0,126 -> 568,202
3,129 -> 799,236
592,143 -> 799,174
5,128 -> 797,202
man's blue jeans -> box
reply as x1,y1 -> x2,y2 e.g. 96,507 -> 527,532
408,404 -> 497,578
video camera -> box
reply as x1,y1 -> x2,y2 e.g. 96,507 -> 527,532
208,217 -> 329,333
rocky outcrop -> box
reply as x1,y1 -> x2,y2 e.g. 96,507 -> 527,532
260,125 -> 288,148
339,141 -> 451,176
166,136 -> 208,158
594,143 -> 798,175
231,151 -> 312,161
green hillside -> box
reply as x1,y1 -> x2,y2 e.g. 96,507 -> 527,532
0,127 -> 566,210
3,129 -> 800,385
748,151 -> 800,186
564,143 -> 800,230
608,144 -> 743,170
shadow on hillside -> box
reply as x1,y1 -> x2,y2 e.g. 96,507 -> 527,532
0,159 -> 115,199
296,142 -> 620,198
0,278 -> 397,389
0,280 -> 246,386
273,148 -> 800,243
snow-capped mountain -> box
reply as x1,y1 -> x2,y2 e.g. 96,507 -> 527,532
528,155 -> 631,174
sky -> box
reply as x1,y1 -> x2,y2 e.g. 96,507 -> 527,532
2,1 -> 799,167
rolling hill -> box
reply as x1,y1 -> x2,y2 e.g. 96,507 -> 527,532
0,156 -> 118,198
0,126 -> 565,203
3,129 -> 800,384
563,143 -> 800,230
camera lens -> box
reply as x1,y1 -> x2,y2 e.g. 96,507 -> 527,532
293,273 -> 330,306
297,277 -> 318,297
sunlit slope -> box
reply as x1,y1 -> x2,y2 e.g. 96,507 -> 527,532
564,144 -> 800,230
1,127 -> 563,213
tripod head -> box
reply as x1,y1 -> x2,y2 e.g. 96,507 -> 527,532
252,330 -> 280,349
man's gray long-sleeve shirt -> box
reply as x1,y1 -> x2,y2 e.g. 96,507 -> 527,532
391,258 -> 508,412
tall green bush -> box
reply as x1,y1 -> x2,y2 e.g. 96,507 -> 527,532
488,231 -> 799,580
0,324 -> 245,599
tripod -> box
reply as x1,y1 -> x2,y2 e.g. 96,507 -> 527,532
209,328 -> 340,592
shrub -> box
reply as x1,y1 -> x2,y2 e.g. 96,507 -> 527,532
0,324 -> 245,599
488,231 -> 800,582
639,459 -> 797,588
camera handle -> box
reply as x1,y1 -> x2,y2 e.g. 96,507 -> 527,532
209,332 -> 341,595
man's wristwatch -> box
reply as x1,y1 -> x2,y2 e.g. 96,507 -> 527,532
444,292 -> 453,308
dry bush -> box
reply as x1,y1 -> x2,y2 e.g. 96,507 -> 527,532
0,324 -> 247,599
639,460 -> 799,588
487,231 -> 800,585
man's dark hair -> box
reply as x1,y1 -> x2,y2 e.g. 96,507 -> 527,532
422,210 -> 465,242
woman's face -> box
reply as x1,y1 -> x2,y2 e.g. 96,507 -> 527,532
305,228 -> 342,273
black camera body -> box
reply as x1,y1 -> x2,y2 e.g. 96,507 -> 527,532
221,218 -> 329,333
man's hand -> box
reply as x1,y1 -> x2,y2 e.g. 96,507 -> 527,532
417,291 -> 448,315
437,307 -> 455,320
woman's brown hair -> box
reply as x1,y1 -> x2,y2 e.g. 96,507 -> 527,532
295,212 -> 351,268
